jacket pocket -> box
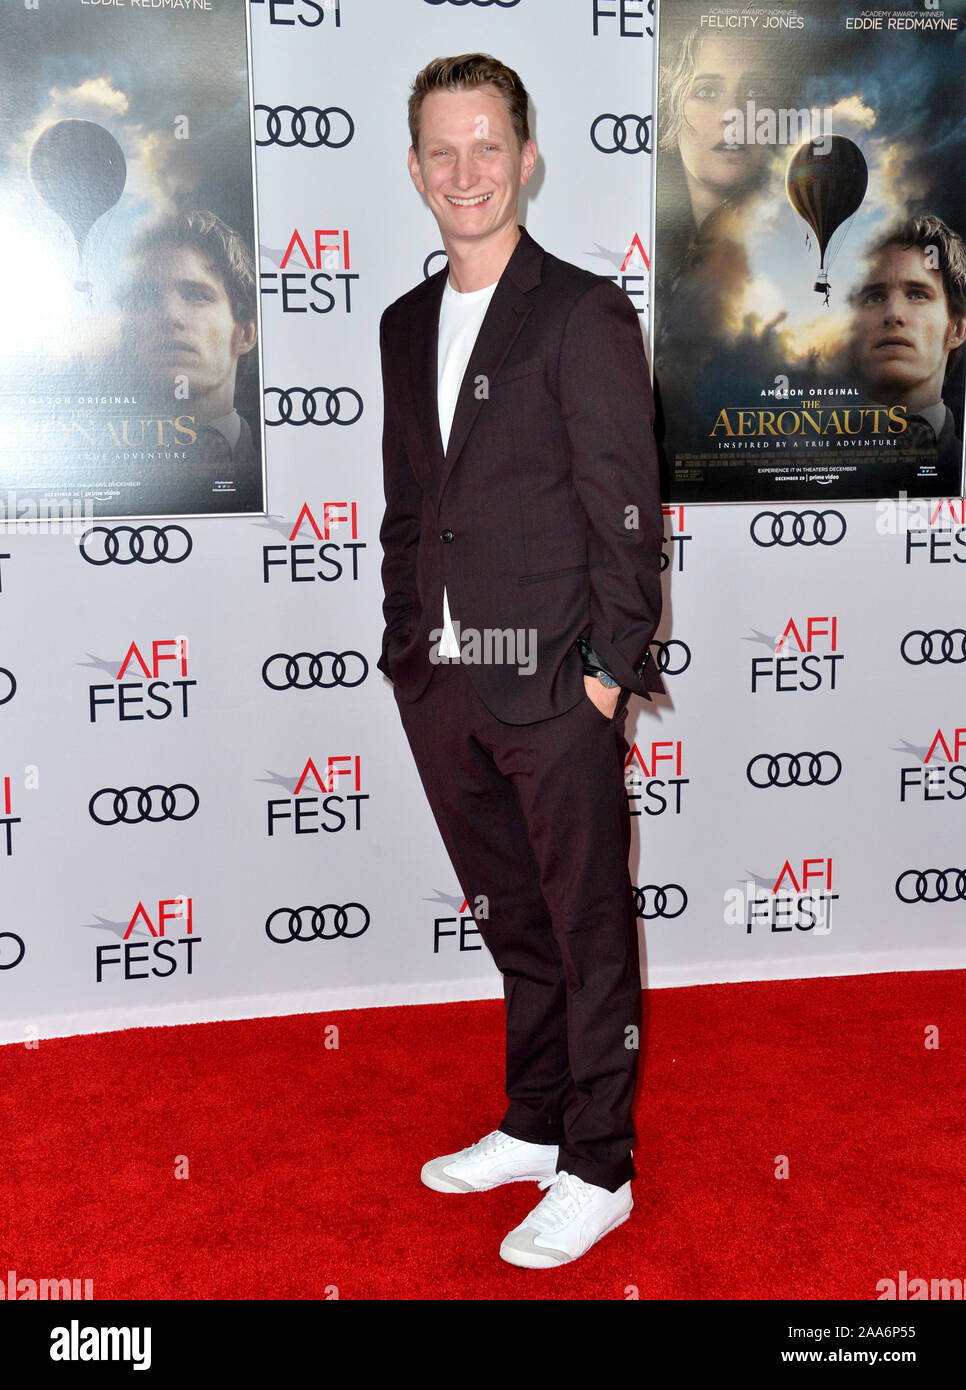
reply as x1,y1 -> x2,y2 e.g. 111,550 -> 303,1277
492,357 -> 542,387
518,563 -> 589,584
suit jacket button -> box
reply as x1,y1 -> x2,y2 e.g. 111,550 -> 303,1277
440,529 -> 454,543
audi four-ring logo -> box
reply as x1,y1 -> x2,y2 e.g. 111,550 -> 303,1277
0,667 -> 15,705
746,752 -> 842,788
424,0 -> 520,6
254,105 -> 354,148
89,785 -> 199,826
80,525 -> 192,566
590,114 -> 652,154
0,933 -> 25,970
633,885 -> 687,919
264,387 -> 363,427
650,639 -> 691,675
750,510 -> 846,547
900,630 -> 966,665
262,651 -> 368,689
266,904 -> 370,942
895,869 -> 966,904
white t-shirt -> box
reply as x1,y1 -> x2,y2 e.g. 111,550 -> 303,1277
437,277 -> 498,658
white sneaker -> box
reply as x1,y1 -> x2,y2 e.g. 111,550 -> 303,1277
421,1129 -> 559,1193
499,1171 -> 632,1267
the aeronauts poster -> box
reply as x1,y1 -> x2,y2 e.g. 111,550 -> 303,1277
651,0 -> 966,502
0,0 -> 264,520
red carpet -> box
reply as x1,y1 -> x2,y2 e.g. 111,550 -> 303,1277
2,969 -> 963,1301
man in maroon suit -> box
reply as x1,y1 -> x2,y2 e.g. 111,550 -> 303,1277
378,54 -> 663,1267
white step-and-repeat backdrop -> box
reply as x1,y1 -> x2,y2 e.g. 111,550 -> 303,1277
2,0 -> 964,1045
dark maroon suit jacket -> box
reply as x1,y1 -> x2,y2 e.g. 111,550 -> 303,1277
377,226 -> 664,725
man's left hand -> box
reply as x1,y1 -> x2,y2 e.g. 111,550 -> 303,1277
583,674 -> 621,719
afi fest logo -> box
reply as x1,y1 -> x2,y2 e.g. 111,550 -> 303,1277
749,615 -> 843,693
591,0 -> 654,38
2,773 -> 26,856
93,898 -> 198,983
624,738 -> 687,816
875,494 -> 966,565
260,227 -> 358,314
585,230 -> 649,309
727,860 -> 838,935
261,503 -> 365,583
87,638 -> 194,722
264,757 -> 367,836
425,891 -> 487,954
661,505 -> 692,573
897,727 -> 966,804
249,0 -> 342,28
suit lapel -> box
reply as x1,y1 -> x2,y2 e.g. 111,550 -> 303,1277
407,227 -> 544,500
439,281 -> 533,498
407,271 -> 447,481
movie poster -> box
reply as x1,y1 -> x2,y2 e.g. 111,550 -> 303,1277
651,0 -> 966,502
0,0 -> 264,521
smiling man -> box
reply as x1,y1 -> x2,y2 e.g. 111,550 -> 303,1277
377,54 -> 664,1269
850,215 -> 966,475
125,210 -> 261,513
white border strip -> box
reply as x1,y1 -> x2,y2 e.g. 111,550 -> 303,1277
3,950 -> 964,1046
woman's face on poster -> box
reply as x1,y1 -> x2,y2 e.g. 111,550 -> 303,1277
678,35 -> 773,197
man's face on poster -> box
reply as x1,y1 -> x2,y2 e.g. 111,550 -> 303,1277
134,244 -> 256,410
850,244 -> 966,408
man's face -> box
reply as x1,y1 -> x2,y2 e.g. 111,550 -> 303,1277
851,244 -> 966,407
408,86 -> 536,251
137,244 -> 255,404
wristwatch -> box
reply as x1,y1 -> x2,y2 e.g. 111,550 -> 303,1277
576,636 -> 650,689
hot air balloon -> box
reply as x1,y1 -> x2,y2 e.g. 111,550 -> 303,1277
786,136 -> 868,303
29,119 -> 126,282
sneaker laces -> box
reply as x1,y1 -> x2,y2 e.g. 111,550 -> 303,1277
465,1130 -> 513,1158
529,1172 -> 594,1232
